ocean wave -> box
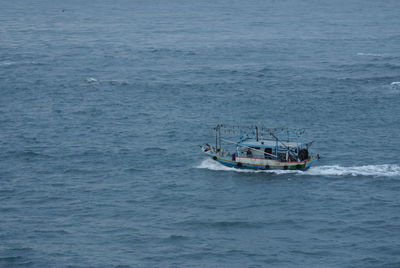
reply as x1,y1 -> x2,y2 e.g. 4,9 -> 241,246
0,60 -> 17,66
6,150 -> 51,159
143,147 -> 167,153
356,52 -> 386,57
103,79 -> 130,85
85,77 -> 98,83
179,219 -> 261,229
196,159 -> 400,177
0,60 -> 42,67
83,77 -> 130,86
391,81 -> 400,88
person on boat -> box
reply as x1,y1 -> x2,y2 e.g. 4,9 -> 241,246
298,148 -> 309,161
264,148 -> 272,159
246,148 -> 252,157
204,144 -> 211,152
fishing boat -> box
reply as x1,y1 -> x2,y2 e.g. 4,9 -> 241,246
200,125 -> 319,171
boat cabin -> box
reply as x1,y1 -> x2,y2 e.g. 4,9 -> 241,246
236,139 -> 309,162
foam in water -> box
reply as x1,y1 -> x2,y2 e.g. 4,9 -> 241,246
0,60 -> 37,67
356,52 -> 385,57
0,61 -> 16,66
391,82 -> 400,89
196,158 -> 400,177
86,77 -> 98,83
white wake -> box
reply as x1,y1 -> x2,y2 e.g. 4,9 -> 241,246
196,158 -> 400,177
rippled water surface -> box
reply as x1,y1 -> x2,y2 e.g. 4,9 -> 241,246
1,0 -> 400,267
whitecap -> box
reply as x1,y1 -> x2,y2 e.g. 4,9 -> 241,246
86,77 -> 98,83
0,60 -> 38,67
390,81 -> 400,88
356,52 -> 385,57
196,159 -> 400,177
0,61 -> 16,66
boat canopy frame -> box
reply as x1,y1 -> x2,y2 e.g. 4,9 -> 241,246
212,124 -> 313,161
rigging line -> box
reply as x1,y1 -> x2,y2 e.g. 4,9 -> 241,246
268,131 -> 293,150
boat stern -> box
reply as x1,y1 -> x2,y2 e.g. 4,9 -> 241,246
303,154 -> 320,170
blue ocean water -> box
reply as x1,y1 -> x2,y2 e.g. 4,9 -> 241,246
1,0 -> 400,267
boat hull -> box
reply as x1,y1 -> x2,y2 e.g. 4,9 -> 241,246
209,154 -> 318,171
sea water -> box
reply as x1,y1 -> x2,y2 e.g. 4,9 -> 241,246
1,0 -> 400,267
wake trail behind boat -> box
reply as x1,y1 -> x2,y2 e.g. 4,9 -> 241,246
196,159 -> 400,177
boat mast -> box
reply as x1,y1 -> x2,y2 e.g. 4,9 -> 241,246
255,126 -> 259,141
214,124 -> 222,150
215,125 -> 218,150
218,125 -> 221,150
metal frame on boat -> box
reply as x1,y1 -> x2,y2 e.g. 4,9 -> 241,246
200,124 -> 319,171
